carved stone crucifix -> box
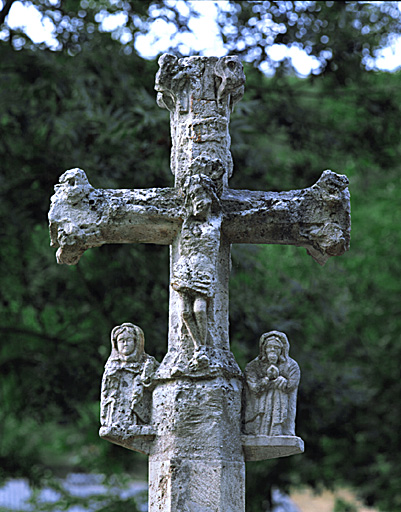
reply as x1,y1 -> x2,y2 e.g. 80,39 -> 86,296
49,54 -> 350,512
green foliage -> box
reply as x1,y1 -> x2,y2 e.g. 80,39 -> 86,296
2,1 -> 401,82
333,497 -> 358,512
0,32 -> 169,482
229,68 -> 401,511
0,0 -> 199,54
219,1 -> 401,82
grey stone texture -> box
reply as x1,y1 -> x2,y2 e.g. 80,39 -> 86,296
243,331 -> 304,462
99,323 -> 158,455
244,331 -> 300,437
49,54 -> 351,512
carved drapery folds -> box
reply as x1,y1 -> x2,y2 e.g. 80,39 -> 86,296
242,331 -> 304,461
99,323 -> 159,452
243,331 -> 300,437
47,54 -> 352,478
171,174 -> 223,370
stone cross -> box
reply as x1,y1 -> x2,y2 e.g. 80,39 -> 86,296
49,54 -> 350,512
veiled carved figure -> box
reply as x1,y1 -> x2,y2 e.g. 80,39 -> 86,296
100,323 -> 159,433
171,174 -> 222,369
244,331 -> 300,437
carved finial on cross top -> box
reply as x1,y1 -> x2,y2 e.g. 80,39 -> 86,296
155,54 -> 245,191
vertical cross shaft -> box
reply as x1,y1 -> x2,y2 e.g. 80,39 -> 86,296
149,55 -> 247,512
155,54 -> 245,365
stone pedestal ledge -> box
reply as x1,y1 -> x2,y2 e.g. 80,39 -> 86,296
99,425 -> 155,455
242,435 -> 304,461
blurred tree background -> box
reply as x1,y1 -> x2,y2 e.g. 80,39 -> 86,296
1,1 -> 401,511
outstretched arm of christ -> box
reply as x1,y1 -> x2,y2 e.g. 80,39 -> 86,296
48,169 -> 183,265
222,170 -> 350,265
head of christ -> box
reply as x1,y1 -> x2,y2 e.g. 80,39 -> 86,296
111,323 -> 144,361
259,331 -> 290,365
183,174 -> 220,219
188,155 -> 226,196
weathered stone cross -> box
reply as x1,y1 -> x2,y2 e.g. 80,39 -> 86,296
49,55 -> 350,512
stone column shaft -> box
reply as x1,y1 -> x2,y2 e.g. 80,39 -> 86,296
149,376 -> 245,512
151,54 -> 246,512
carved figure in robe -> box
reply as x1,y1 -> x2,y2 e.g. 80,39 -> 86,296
100,323 -> 159,432
244,331 -> 300,436
171,174 -> 222,369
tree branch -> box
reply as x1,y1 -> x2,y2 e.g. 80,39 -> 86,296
0,0 -> 16,26
0,326 -> 68,345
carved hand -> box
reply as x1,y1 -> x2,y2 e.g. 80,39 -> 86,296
262,377 -> 273,390
267,364 -> 279,380
141,360 -> 155,387
273,376 -> 288,390
132,376 -> 144,406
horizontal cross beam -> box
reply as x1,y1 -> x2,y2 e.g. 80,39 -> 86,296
222,170 -> 350,265
49,169 -> 183,265
49,168 -> 350,266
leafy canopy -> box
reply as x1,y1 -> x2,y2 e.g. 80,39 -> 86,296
1,0 -> 401,80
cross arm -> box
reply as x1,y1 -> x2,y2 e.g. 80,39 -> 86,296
49,169 -> 183,265
222,170 -> 351,265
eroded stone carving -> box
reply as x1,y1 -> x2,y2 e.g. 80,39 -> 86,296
48,54 -> 352,512
214,55 -> 246,108
100,323 -> 159,436
171,174 -> 223,369
48,168 -> 106,265
155,54 -> 245,114
244,331 -> 300,437
155,54 -> 245,189
49,168 -> 184,265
